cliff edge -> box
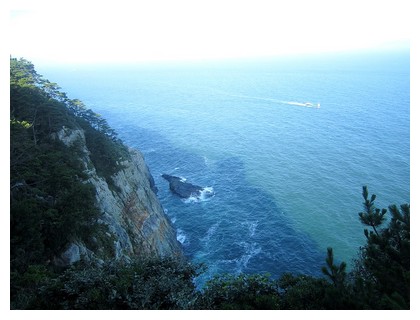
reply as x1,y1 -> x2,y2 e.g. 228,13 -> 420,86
54,127 -> 182,265
10,57 -> 182,271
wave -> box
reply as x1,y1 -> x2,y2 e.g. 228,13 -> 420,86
219,241 -> 262,274
240,221 -> 258,237
236,242 -> 262,272
203,155 -> 212,167
182,186 -> 215,203
176,228 -> 188,245
248,221 -> 258,237
200,221 -> 221,244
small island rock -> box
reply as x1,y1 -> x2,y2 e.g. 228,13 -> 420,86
162,174 -> 213,199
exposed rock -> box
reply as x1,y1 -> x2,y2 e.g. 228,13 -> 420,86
53,242 -> 93,267
55,126 -> 86,148
162,174 -> 214,200
54,127 -> 183,267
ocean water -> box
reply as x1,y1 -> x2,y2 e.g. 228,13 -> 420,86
40,49 -> 410,287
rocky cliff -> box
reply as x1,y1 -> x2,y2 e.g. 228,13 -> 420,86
54,126 -> 182,265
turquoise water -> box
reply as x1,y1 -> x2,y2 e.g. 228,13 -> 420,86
40,49 -> 410,286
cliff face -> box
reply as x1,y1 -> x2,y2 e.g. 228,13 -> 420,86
54,127 -> 182,265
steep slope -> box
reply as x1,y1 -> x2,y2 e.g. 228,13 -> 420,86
52,126 -> 182,265
10,58 -> 182,270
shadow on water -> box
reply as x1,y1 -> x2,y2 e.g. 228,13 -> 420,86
103,115 -> 326,287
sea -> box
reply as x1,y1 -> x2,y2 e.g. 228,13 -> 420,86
39,49 -> 410,287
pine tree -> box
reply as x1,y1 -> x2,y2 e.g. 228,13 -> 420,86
321,247 -> 346,288
358,186 -> 386,236
355,186 -> 410,309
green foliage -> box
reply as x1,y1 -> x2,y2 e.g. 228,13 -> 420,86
10,57 -> 122,142
10,57 -> 119,307
10,265 -> 53,309
278,273 -> 331,309
10,139 -> 100,263
12,57 -> 128,187
10,57 -> 41,87
321,247 -> 347,288
77,117 -> 129,189
359,186 -> 387,236
10,56 -> 126,263
196,273 -> 281,309
27,258 -> 201,310
352,187 -> 410,309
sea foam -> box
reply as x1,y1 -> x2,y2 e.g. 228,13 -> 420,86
182,186 -> 215,203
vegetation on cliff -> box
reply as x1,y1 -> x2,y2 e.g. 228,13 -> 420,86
10,58 -> 409,310
10,57 -> 130,307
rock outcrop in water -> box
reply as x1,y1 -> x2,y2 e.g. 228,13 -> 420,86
54,127 -> 182,266
162,174 -> 214,200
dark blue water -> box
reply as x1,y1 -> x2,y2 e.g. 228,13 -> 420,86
39,49 -> 410,286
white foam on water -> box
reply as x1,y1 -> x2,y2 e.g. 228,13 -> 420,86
176,228 -> 188,245
236,242 -> 262,272
200,221 -> 221,244
248,221 -> 258,237
240,221 -> 259,237
219,242 -> 262,274
203,156 -> 210,166
182,186 -> 215,203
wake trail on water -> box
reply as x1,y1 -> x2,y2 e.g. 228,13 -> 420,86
220,92 -> 321,109
280,101 -> 321,108
159,82 -> 321,109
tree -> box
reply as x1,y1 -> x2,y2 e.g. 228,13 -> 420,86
321,247 -> 347,288
10,57 -> 115,308
196,273 -> 281,309
353,186 -> 410,309
29,258 -> 201,310
359,186 -> 386,236
10,57 -> 41,87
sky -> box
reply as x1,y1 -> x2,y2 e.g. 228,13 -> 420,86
8,0 -> 412,65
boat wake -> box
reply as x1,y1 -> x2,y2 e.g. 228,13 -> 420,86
224,93 -> 320,109
280,101 -> 321,108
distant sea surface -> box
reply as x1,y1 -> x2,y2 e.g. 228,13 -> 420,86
41,50 -> 410,287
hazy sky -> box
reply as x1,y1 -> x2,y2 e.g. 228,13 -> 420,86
9,0 -> 412,65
